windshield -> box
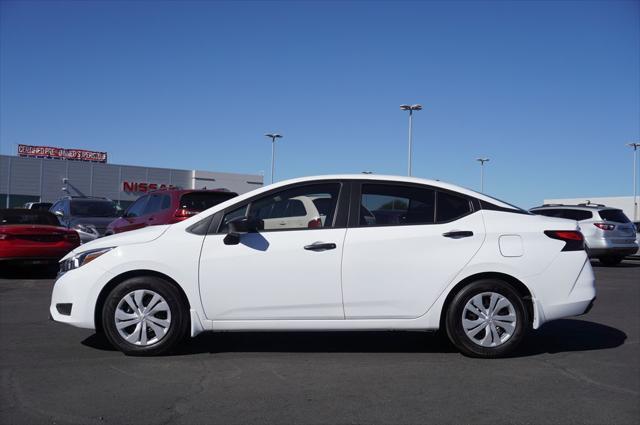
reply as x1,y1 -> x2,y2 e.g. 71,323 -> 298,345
599,209 -> 631,223
0,210 -> 60,226
179,192 -> 236,211
70,200 -> 119,217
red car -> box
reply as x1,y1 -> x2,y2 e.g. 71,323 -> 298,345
0,209 -> 80,265
106,189 -> 237,235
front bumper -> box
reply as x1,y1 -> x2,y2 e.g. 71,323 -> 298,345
49,262 -> 112,330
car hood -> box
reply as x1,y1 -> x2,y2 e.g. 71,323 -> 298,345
61,224 -> 171,260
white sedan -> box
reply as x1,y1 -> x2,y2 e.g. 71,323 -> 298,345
50,175 -> 596,358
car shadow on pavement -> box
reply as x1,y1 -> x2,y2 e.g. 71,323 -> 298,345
81,319 -> 626,357
0,264 -> 58,280
510,319 -> 626,357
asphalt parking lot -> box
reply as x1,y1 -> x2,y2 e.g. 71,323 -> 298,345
0,262 -> 638,425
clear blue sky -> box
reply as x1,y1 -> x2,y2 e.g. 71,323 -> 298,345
1,0 -> 638,208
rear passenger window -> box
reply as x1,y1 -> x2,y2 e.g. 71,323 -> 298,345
161,195 -> 171,210
143,194 -> 164,215
436,191 -> 472,222
360,184 -> 435,226
561,210 -> 592,221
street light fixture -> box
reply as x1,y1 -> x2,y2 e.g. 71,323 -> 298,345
627,142 -> 640,222
476,158 -> 490,193
400,104 -> 422,176
265,133 -> 283,184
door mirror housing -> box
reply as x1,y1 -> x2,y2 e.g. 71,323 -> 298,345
224,216 -> 264,245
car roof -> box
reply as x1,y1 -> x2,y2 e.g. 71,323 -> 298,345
530,204 -> 620,211
257,174 -> 521,210
148,188 -> 237,196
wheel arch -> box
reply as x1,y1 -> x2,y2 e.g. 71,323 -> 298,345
439,272 -> 534,330
94,269 -> 191,332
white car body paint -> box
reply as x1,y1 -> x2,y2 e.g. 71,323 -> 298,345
50,174 -> 596,338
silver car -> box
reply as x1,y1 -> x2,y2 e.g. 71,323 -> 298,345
530,203 -> 638,266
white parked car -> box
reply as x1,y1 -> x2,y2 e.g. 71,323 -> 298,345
50,175 -> 596,358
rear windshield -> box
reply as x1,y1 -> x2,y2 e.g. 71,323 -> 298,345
70,200 -> 119,217
179,192 -> 236,211
599,209 -> 630,223
0,210 -> 60,226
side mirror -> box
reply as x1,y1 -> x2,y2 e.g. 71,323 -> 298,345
223,216 -> 264,245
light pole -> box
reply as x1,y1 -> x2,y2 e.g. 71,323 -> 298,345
627,142 -> 640,222
400,104 -> 422,176
265,133 -> 282,184
476,158 -> 490,193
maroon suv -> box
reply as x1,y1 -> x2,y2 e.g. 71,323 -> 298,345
106,189 -> 237,235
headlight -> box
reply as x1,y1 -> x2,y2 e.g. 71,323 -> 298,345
73,224 -> 98,234
59,247 -> 114,274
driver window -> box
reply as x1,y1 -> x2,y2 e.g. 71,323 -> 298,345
248,183 -> 340,231
219,183 -> 340,232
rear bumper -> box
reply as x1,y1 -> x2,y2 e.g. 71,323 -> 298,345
588,247 -> 638,257
586,238 -> 638,258
529,254 -> 596,327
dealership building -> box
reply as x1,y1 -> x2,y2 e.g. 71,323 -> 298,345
0,148 -> 263,209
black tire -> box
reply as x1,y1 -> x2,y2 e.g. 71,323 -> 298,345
101,276 -> 189,356
599,256 -> 623,267
445,279 -> 528,358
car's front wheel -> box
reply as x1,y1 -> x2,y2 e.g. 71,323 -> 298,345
101,276 -> 189,356
445,279 -> 528,358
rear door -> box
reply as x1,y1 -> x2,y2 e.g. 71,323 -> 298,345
341,183 -> 486,319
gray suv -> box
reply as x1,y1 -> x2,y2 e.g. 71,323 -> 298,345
530,203 -> 638,266
50,196 -> 120,243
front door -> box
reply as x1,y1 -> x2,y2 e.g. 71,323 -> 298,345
198,182 -> 347,320
119,195 -> 149,232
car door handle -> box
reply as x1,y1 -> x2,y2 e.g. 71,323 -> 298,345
442,231 -> 474,238
304,242 -> 337,251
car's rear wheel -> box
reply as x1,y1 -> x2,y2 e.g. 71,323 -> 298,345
599,256 -> 623,266
445,279 -> 528,358
102,276 -> 189,356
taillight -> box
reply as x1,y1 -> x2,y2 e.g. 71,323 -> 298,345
307,218 -> 322,229
544,230 -> 585,251
594,223 -> 615,231
174,209 -> 199,219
